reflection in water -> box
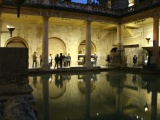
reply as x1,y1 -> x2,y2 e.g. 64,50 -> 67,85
28,71 -> 160,120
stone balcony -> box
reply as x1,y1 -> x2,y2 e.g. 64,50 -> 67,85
2,0 -> 160,17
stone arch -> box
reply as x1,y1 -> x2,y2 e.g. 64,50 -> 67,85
48,37 -> 66,57
78,40 -> 96,54
5,37 -> 28,48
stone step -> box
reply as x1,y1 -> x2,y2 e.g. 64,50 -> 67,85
0,84 -> 33,95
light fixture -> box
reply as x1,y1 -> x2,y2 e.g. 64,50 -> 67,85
146,37 -> 151,44
7,25 -> 15,37
144,102 -> 149,111
0,25 -> 15,37
12,0 -> 26,17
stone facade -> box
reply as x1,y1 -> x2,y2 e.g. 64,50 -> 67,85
1,21 -> 117,68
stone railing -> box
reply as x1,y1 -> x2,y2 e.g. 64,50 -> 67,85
121,0 -> 160,16
1,0 -> 160,17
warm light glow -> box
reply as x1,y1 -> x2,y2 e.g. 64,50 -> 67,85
129,3 -> 134,6
144,107 -> 149,111
144,103 -> 149,112
7,25 -> 15,29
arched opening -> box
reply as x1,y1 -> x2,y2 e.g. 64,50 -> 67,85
78,40 -> 96,54
49,37 -> 66,57
5,37 -> 28,48
77,40 -> 96,65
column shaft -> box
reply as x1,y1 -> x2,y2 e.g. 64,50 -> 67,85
117,24 -> 124,50
151,16 -> 159,66
85,20 -> 92,68
42,16 -> 50,70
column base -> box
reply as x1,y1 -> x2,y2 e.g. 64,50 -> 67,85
84,62 -> 93,69
42,64 -> 50,71
145,55 -> 160,69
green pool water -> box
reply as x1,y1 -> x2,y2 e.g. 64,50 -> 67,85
28,70 -> 160,120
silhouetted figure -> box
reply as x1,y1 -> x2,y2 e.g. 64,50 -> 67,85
40,55 -> 42,67
133,55 -> 138,67
54,54 -> 59,69
32,52 -> 37,68
63,54 -> 67,67
59,53 -> 63,68
106,54 -> 110,66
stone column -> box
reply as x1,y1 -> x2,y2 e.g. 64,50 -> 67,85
117,24 -> 124,50
42,16 -> 50,70
150,15 -> 159,68
151,91 -> 157,120
84,20 -> 92,68
112,24 -> 125,67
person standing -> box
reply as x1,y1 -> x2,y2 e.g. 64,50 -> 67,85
40,54 -> 42,67
32,52 -> 37,68
93,53 -> 98,66
59,53 -> 63,68
106,54 -> 110,66
67,54 -> 71,67
63,54 -> 67,67
49,54 -> 53,67
54,54 -> 59,69
133,55 -> 138,67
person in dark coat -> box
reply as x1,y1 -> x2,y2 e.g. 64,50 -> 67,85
133,55 -> 138,67
59,53 -> 63,68
54,54 -> 59,69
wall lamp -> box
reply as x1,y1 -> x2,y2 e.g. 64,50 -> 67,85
146,37 -> 154,44
0,25 -> 15,37
144,102 -> 149,112
146,37 -> 151,44
7,25 -> 15,37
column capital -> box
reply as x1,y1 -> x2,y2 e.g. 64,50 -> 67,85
152,10 -> 159,17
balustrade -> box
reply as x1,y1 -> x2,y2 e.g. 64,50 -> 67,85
1,0 -> 160,17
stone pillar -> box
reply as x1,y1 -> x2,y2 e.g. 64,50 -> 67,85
110,24 -> 126,67
150,15 -> 159,68
117,24 -> 124,50
84,20 -> 92,68
151,91 -> 157,120
42,16 -> 50,70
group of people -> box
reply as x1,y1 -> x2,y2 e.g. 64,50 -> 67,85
32,51 -> 138,68
54,53 -> 71,69
32,52 -> 71,69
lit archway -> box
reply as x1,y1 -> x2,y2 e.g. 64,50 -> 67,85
78,40 -> 96,54
5,37 -> 28,48
49,37 -> 66,57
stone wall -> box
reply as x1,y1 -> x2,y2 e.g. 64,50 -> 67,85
1,22 -> 117,68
